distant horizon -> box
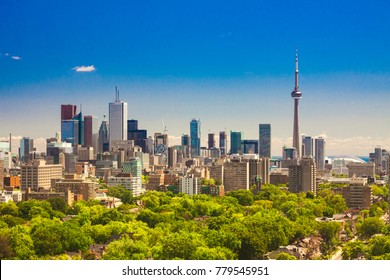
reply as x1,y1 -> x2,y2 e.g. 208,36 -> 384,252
1,0 -> 390,156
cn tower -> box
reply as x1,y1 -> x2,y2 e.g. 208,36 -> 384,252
291,50 -> 302,158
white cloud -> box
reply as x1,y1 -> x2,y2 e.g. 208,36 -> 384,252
4,53 -> 9,56
72,65 -> 96,72
11,56 -> 22,60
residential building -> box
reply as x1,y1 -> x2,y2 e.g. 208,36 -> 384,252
53,174 -> 97,201
342,178 -> 372,209
301,135 -> 313,157
179,175 -> 199,195
223,159 -> 249,192
21,160 -> 63,191
190,119 -> 201,157
288,157 -> 316,194
315,137 -> 325,170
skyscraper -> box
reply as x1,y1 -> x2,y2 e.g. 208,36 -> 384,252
19,137 -> 34,163
302,135 -> 313,157
230,131 -> 242,154
291,50 -> 302,158
84,115 -> 98,150
259,124 -> 271,158
61,119 -> 79,145
181,134 -> 190,158
61,104 -> 77,145
208,133 -> 215,149
190,119 -> 201,158
61,104 -> 77,122
109,87 -> 128,150
219,131 -> 227,156
315,137 -> 325,170
98,115 -> 109,153
127,120 -> 147,152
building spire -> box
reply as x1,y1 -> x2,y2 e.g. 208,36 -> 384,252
295,49 -> 299,90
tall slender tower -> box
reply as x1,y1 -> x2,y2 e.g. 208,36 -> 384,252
291,50 -> 302,158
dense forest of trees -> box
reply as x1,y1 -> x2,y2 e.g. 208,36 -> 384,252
0,184 -> 389,260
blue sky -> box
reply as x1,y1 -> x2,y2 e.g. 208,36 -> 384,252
1,0 -> 390,155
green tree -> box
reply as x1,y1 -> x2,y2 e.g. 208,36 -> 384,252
0,201 -> 19,216
47,197 -> 69,214
192,246 -> 236,260
30,218 -> 65,256
102,234 -> 150,260
357,217 -> 384,239
227,190 -> 254,206
342,240 -> 366,260
276,252 -> 297,260
0,233 -> 15,259
160,232 -> 204,260
317,221 -> 341,253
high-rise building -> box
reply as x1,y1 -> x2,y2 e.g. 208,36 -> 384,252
73,111 -> 84,146
127,119 -> 147,152
61,104 -> 77,122
315,137 -> 325,170
291,50 -> 302,159
230,131 -> 242,154
302,135 -> 313,157
61,104 -> 79,146
208,133 -> 215,149
61,119 -> 79,145
190,119 -> 201,158
219,131 -> 227,156
242,140 -> 259,154
181,134 -> 190,158
127,119 -> 138,131
223,159 -> 249,192
121,157 -> 143,195
168,147 -> 178,168
109,87 -> 128,150
154,133 -> 168,164
98,115 -> 109,153
259,124 -> 271,158
288,157 -> 316,194
19,137 -> 34,163
84,115 -> 98,150
369,147 -> 383,175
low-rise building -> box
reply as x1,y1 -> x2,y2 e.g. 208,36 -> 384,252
53,174 -> 97,201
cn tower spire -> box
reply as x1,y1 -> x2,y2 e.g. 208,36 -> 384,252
295,49 -> 299,90
291,49 -> 302,159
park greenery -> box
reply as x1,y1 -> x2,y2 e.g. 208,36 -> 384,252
0,183 -> 389,260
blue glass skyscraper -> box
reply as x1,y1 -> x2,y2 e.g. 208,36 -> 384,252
259,124 -> 271,158
190,119 -> 201,158
230,131 -> 242,154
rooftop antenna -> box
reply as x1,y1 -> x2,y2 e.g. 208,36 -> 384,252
115,86 -> 119,102
295,49 -> 299,90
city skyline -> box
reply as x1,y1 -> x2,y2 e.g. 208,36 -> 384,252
1,1 -> 390,155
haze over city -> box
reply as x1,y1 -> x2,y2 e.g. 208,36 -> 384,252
1,0 -> 390,155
